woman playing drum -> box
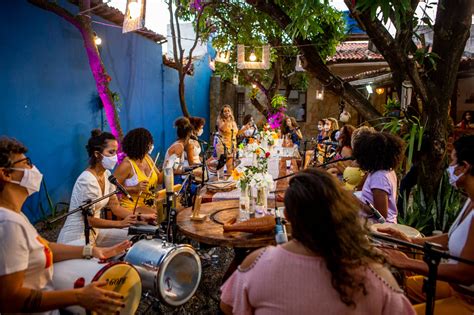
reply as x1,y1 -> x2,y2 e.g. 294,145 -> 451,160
0,137 -> 130,314
381,135 -> 474,315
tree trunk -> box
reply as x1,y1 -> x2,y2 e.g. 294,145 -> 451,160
179,74 -> 190,117
418,0 -> 472,199
246,0 -> 382,123
28,0 -> 124,141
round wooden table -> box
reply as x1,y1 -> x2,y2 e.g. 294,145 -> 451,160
177,200 -> 277,248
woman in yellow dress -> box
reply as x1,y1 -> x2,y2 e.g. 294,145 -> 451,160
113,128 -> 161,222
216,105 -> 238,173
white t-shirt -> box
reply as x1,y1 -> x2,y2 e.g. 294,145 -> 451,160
57,170 -> 115,245
0,207 -> 58,315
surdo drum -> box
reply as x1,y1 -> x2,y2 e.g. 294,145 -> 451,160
52,259 -> 142,315
124,239 -> 202,306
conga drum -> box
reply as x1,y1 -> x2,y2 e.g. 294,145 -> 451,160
52,259 -> 141,315
370,223 -> 422,239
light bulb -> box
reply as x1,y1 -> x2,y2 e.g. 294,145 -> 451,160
220,52 -> 226,59
128,0 -> 141,19
252,83 -> 257,88
94,36 -> 102,45
249,52 -> 257,62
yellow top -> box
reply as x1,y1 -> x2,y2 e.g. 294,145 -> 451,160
121,156 -> 159,210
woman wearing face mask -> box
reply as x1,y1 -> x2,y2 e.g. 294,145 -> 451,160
113,128 -> 160,222
216,105 -> 238,172
380,135 -> 474,314
316,119 -> 325,143
187,117 -> 206,165
0,137 -> 131,314
237,114 -> 257,145
58,130 -> 137,247
164,117 -> 194,182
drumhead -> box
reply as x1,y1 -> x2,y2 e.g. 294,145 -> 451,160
371,223 -> 421,239
93,262 -> 142,315
158,245 -> 202,306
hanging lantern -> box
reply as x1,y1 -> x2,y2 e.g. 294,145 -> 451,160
295,55 -> 306,72
237,45 -> 270,70
315,86 -> 325,100
375,87 -> 385,95
232,74 -> 239,85
123,0 -> 146,34
215,50 -> 230,64
401,80 -> 413,111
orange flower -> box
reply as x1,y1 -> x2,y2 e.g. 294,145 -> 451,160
249,138 -> 255,144
271,133 -> 278,139
255,148 -> 261,156
231,169 -> 242,180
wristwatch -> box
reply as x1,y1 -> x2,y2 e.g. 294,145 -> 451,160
82,244 -> 94,259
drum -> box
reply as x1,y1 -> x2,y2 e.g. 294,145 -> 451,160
124,239 -> 202,307
128,224 -> 160,237
52,259 -> 141,315
370,223 -> 422,239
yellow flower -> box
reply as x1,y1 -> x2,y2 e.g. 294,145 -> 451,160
231,169 -> 242,180
255,148 -> 261,156
271,132 -> 278,139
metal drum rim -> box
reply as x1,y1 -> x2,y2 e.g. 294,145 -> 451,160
157,244 -> 202,306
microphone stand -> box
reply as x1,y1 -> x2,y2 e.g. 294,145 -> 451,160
49,189 -> 122,245
370,233 -> 474,315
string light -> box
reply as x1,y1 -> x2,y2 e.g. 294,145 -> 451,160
93,32 -> 102,45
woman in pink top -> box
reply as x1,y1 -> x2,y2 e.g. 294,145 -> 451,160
220,168 -> 415,315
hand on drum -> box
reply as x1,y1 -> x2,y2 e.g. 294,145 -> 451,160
138,213 -> 157,224
377,227 -> 412,243
121,214 -> 138,227
93,240 -> 132,260
77,280 -> 125,314
380,248 -> 411,269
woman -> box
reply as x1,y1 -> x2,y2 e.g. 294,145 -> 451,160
0,137 -> 129,314
282,116 -> 303,147
220,168 -> 414,314
187,116 -> 206,165
216,105 -> 238,172
381,135 -> 474,315
456,111 -> 474,129
58,130 -> 139,247
113,128 -> 160,222
164,117 -> 194,182
237,114 -> 257,144
327,124 -> 356,177
323,117 -> 339,141
316,119 -> 326,143
352,131 -> 405,223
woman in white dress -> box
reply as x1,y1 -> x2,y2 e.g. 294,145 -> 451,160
58,129 -> 137,247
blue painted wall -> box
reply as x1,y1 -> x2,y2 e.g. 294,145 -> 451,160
0,1 -> 211,222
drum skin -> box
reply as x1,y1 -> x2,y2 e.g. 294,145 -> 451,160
124,239 -> 202,306
370,223 -> 422,239
52,259 -> 141,315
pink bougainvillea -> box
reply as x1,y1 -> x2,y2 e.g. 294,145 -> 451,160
190,0 -> 203,11
267,107 -> 286,129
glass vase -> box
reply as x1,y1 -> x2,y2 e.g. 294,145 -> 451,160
255,187 -> 267,217
239,185 -> 250,222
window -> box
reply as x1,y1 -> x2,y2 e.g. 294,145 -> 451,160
279,90 -> 307,122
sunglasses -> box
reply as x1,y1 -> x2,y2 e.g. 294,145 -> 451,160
11,157 -> 33,167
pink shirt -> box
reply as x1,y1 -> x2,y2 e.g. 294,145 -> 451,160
221,246 -> 415,315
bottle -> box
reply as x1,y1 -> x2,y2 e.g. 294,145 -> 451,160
274,208 -> 288,244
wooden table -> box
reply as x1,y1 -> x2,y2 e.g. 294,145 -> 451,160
177,200 -> 280,248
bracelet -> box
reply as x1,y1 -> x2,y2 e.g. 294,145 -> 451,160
82,244 -> 93,259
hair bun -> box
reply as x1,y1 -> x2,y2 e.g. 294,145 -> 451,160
174,117 -> 191,129
91,129 -> 102,138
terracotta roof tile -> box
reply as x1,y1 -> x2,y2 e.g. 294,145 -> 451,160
327,42 -> 385,63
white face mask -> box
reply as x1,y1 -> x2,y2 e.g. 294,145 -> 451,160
324,125 -> 331,132
10,165 -> 43,196
148,144 -> 154,154
197,129 -> 203,137
447,165 -> 465,187
101,154 -> 118,170
317,125 -> 323,131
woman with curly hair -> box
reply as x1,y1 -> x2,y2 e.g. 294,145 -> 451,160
282,116 -> 303,147
352,132 -> 405,223
216,105 -> 238,172
220,168 -> 414,314
113,128 -> 160,222
164,117 -> 194,180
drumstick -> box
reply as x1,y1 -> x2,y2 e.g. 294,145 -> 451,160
132,152 -> 160,215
